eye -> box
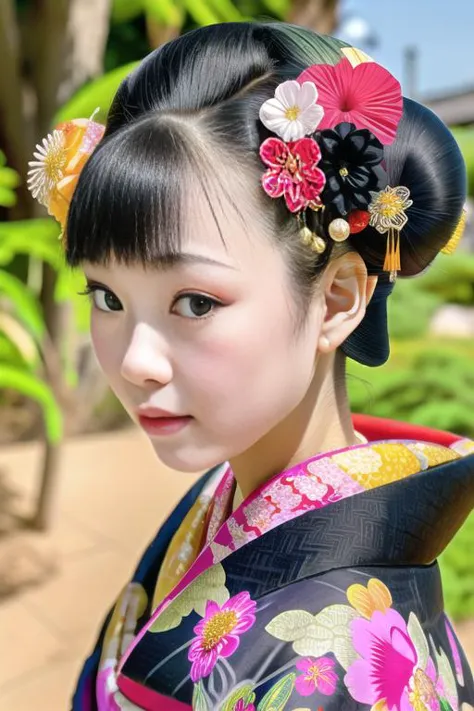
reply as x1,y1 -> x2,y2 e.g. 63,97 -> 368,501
80,285 -> 123,312
172,293 -> 221,319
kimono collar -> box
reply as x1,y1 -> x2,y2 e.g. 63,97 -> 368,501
119,418 -> 474,675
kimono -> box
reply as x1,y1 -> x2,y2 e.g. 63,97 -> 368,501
72,415 -> 474,711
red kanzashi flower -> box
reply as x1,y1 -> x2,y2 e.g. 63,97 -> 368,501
260,136 -> 326,213
297,58 -> 403,146
188,592 -> 257,682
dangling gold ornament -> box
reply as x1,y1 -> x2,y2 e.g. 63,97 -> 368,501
368,185 -> 413,281
300,226 -> 326,254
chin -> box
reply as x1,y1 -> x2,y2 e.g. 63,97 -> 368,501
149,440 -> 228,474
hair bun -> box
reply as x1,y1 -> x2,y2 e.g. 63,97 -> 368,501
351,98 -> 467,277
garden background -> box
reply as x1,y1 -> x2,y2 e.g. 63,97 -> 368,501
1,0 -> 474,708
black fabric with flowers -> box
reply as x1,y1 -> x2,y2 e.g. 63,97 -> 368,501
317,122 -> 386,216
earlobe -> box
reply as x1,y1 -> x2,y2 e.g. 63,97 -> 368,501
318,253 -> 371,353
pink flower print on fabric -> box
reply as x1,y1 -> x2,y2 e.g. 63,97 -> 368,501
307,459 -> 365,499
445,617 -> 465,686
227,517 -> 257,548
409,664 -> 440,711
242,497 -> 277,533
344,609 -> 417,710
234,700 -> 256,711
188,591 -> 257,682
296,656 -> 338,697
205,467 -> 234,544
286,473 -> 329,502
265,478 -> 303,511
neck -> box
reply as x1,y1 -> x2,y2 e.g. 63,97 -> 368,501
229,351 -> 356,499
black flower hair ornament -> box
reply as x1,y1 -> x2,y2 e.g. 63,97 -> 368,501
317,122 -> 386,217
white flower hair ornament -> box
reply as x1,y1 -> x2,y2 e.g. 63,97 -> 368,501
259,80 -> 325,142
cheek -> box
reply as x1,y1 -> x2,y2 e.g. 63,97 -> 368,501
183,301 -> 321,413
90,315 -> 122,381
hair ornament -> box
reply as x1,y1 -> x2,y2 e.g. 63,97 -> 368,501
348,210 -> 371,234
441,207 -> 467,255
317,122 -> 385,215
328,218 -> 351,243
259,80 -> 324,142
260,136 -> 326,213
259,56 -> 414,280
297,57 -> 403,146
299,225 -> 327,254
27,109 -> 104,236
368,185 -> 413,281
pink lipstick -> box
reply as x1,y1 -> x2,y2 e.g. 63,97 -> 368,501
137,407 -> 193,436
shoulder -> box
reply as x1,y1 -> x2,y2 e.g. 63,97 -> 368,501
194,566 -> 473,710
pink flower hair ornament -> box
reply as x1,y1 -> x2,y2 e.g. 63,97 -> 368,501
260,136 -> 326,214
258,56 -> 415,280
297,57 -> 403,147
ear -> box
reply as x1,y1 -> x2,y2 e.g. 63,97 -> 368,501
318,253 -> 378,354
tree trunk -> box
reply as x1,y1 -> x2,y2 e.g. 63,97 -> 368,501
58,0 -> 112,105
31,441 -> 61,531
288,0 -> 339,35
0,0 -> 32,217
24,0 -> 112,531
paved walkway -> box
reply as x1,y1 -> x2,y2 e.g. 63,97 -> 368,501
0,428 -> 472,710
0,428 -> 199,710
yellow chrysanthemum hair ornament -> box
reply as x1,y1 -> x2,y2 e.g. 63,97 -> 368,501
27,110 -> 105,238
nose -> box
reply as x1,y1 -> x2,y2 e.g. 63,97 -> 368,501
120,322 -> 173,387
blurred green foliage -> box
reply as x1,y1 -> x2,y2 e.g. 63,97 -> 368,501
0,151 -> 21,208
0,217 -> 63,442
349,343 -> 474,436
452,127 -> 474,197
385,253 -> 474,343
54,62 -> 139,125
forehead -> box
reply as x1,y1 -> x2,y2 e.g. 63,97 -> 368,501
179,164 -> 271,265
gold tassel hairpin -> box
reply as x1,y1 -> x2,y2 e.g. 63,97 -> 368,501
368,185 -> 413,282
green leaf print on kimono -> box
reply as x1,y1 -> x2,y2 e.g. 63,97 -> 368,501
150,563 -> 230,633
193,680 -> 257,710
265,605 -> 359,670
265,577 -> 462,711
256,673 -> 296,710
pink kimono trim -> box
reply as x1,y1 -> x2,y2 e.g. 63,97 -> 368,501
119,676 -> 191,710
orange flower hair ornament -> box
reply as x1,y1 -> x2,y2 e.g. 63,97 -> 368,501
27,112 -> 105,236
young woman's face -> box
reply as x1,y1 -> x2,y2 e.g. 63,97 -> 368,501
82,183 -> 326,472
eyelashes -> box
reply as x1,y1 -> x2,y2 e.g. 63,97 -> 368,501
79,283 -> 224,320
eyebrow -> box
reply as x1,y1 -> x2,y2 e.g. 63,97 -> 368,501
154,252 -> 238,271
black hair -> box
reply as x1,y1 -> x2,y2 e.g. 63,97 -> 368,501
65,21 -> 349,278
65,21 -> 466,300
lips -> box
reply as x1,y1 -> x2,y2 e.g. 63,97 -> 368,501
136,407 -> 193,436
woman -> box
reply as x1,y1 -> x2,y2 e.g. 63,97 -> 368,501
28,21 -> 474,711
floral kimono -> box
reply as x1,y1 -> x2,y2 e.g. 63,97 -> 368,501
72,415 -> 474,711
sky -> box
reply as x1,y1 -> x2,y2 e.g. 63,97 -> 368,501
336,0 -> 474,99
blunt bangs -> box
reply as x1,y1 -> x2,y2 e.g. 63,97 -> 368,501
65,118 -> 199,267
